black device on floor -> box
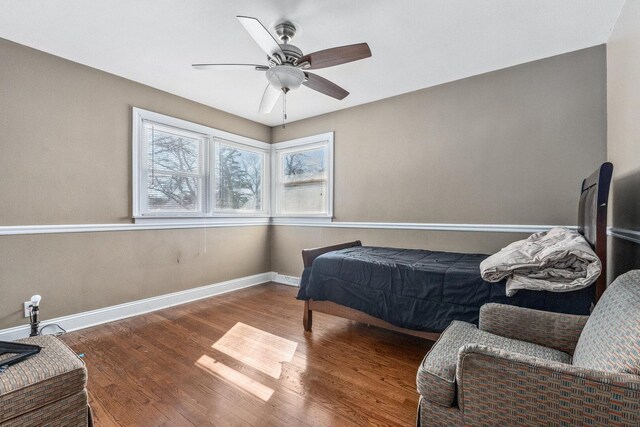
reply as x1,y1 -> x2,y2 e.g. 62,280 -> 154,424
0,341 -> 41,373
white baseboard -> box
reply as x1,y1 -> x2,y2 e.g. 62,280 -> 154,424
0,272 -> 274,342
272,273 -> 301,287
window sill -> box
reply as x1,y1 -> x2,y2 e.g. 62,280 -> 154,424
133,216 -> 270,226
270,216 -> 333,225
132,215 -> 333,227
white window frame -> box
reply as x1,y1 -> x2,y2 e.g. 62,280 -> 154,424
132,108 -> 270,222
270,132 -> 334,222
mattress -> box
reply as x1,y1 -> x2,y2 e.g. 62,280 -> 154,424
297,246 -> 594,333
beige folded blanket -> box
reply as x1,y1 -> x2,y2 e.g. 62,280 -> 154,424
480,227 -> 601,296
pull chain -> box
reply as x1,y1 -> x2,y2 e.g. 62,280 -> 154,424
282,88 -> 289,129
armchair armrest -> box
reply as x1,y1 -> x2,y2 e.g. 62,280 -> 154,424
479,303 -> 589,354
456,344 -> 640,425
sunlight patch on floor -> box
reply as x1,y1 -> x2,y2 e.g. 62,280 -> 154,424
195,355 -> 275,402
212,322 -> 298,379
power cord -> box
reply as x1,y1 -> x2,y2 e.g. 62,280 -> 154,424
38,324 -> 67,336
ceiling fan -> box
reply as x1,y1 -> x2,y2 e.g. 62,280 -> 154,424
193,16 -> 371,120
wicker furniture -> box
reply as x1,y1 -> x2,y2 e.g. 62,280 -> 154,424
416,269 -> 640,426
0,335 -> 90,427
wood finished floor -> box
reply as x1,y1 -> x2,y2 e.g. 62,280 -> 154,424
61,283 -> 433,427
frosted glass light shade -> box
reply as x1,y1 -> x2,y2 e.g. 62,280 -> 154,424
266,66 -> 304,90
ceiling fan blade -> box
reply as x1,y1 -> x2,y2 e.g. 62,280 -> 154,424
259,84 -> 282,114
192,63 -> 269,71
297,43 -> 371,70
237,16 -> 285,62
303,73 -> 349,100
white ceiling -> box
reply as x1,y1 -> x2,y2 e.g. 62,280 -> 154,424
0,0 -> 625,126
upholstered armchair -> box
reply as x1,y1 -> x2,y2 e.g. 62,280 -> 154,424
416,270 -> 640,426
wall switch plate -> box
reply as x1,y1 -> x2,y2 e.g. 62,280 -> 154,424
23,301 -> 31,318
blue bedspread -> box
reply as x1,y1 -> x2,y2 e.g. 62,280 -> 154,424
297,246 -> 594,333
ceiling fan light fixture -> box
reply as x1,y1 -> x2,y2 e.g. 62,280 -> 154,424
194,16 -> 371,117
266,65 -> 305,91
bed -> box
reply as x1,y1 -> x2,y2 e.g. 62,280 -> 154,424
298,162 -> 613,341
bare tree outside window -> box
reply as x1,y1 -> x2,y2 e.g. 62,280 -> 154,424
283,150 -> 325,180
242,154 -> 263,209
146,127 -> 203,212
216,144 -> 263,211
280,148 -> 327,214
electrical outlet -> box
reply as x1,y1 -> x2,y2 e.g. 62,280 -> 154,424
23,301 -> 31,318
281,276 -> 300,286
284,275 -> 300,285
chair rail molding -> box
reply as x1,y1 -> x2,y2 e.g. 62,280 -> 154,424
271,221 -> 578,233
608,227 -> 640,245
0,221 -> 580,236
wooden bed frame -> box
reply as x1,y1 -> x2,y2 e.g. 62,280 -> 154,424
301,162 -> 613,341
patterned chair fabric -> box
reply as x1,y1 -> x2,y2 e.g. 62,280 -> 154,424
479,303 -> 589,354
0,335 -> 88,426
457,345 -> 640,426
416,321 -> 571,407
418,396 -> 463,427
573,270 -> 640,374
1,391 -> 89,427
416,270 -> 640,426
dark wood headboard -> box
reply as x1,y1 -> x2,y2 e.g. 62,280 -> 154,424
302,240 -> 362,268
577,162 -> 613,301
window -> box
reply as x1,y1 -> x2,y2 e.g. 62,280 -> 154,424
133,108 -> 269,220
214,139 -> 266,213
143,122 -> 207,215
133,108 -> 332,223
272,133 -> 334,219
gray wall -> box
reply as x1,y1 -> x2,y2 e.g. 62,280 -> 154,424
0,38 -> 271,329
271,46 -> 607,276
607,0 -> 640,279
0,37 -> 610,329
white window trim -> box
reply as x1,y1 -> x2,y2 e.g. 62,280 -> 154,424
132,108 -> 271,221
270,132 -> 334,221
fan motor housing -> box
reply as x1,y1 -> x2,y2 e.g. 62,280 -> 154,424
279,44 -> 302,64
